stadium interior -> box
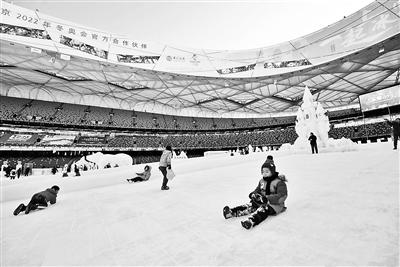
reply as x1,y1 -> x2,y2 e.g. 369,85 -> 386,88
1,0 -> 399,175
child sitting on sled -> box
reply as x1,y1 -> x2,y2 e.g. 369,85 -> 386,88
223,162 -> 288,229
127,165 -> 152,183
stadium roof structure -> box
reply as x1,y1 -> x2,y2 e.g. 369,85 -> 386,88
0,0 -> 399,118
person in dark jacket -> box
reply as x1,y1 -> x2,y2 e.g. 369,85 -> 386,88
159,145 -> 173,190
51,166 -> 58,175
127,165 -> 152,183
16,161 -> 22,178
385,118 -> 400,150
308,132 -> 318,154
74,164 -> 81,177
223,163 -> 288,229
13,185 -> 60,215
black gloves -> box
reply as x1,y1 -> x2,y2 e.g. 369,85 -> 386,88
249,193 -> 268,204
261,195 -> 268,203
167,165 -> 171,170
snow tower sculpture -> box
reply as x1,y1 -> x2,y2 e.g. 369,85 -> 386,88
280,86 -> 357,153
293,86 -> 330,149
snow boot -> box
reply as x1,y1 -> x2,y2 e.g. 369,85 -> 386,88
24,203 -> 33,214
13,204 -> 25,216
223,206 -> 233,219
25,203 -> 39,214
241,219 -> 253,230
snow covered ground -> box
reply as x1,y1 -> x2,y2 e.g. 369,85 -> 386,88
1,142 -> 399,266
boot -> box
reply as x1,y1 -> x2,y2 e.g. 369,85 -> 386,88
223,206 -> 233,219
241,219 -> 253,230
25,203 -> 33,214
13,204 -> 25,216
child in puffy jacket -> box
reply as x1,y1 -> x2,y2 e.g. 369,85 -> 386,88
127,165 -> 152,183
13,185 -> 60,215
223,163 -> 288,229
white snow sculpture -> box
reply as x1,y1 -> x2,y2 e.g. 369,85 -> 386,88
281,86 -> 357,153
75,152 -> 133,169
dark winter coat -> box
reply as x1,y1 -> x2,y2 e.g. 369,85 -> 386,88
387,120 -> 400,136
308,134 -> 317,144
251,173 -> 288,213
37,188 -> 58,204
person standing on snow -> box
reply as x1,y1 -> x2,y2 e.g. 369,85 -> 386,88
159,145 -> 173,190
385,118 -> 400,150
308,132 -> 318,154
16,161 -> 22,179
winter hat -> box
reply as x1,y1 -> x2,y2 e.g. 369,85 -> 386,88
166,145 -> 172,151
261,156 -> 275,173
264,157 -> 274,165
51,185 -> 60,191
261,162 -> 276,174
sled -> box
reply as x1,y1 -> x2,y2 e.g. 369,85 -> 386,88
167,169 -> 175,180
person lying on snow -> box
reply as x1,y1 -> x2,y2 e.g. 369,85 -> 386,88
127,165 -> 152,183
14,185 -> 60,216
223,163 -> 288,229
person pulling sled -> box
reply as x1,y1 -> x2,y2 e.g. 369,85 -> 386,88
223,162 -> 288,229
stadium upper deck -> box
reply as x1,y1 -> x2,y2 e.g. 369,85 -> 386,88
0,0 -> 399,117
